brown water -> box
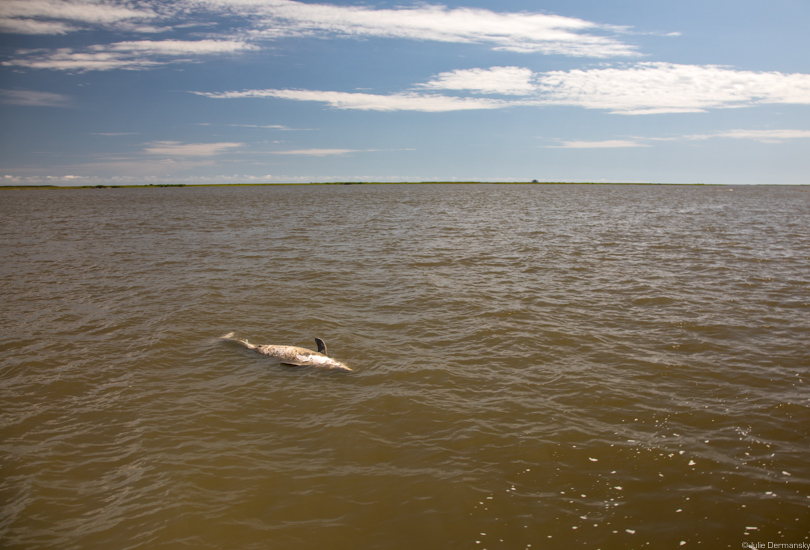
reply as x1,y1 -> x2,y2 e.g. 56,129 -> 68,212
1,184 -> 809,549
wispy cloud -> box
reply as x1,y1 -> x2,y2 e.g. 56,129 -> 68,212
532,62 -> 810,114
106,39 -> 257,55
4,48 -> 163,71
416,67 -> 536,96
36,142 -> 245,177
545,140 -> 649,149
1,0 -> 639,59
222,0 -> 639,57
2,173 -> 313,186
685,129 -> 810,143
42,158 -> 224,178
0,0 -> 158,34
199,62 -> 810,114
143,141 -> 244,156
196,89 -> 508,112
550,129 -> 810,149
0,88 -> 71,107
268,147 -> 412,156
4,39 -> 257,71
0,17 -> 78,34
418,62 -> 810,114
269,148 -> 361,157
228,124 -> 301,131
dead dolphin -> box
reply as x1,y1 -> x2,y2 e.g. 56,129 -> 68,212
220,332 -> 353,372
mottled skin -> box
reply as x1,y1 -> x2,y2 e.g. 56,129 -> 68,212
221,333 -> 353,372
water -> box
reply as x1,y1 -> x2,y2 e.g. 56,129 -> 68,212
1,184 -> 809,549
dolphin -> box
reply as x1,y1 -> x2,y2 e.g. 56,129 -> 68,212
220,332 -> 353,373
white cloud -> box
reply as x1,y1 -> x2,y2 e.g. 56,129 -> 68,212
3,48 -> 164,71
218,0 -> 638,57
0,17 -> 78,34
0,0 -> 157,23
195,62 -> 810,114
106,39 -> 257,55
269,148 -> 359,156
552,129 -> 810,149
1,0 -> 639,58
683,129 -> 810,143
0,0 -> 157,34
4,40 -> 257,71
545,140 -> 649,148
228,124 -> 301,130
533,62 -> 810,114
0,173 -> 316,186
416,66 -> 535,95
196,89 -> 507,112
53,158 -> 221,177
143,141 -> 244,156
0,89 -> 71,107
428,62 -> 810,114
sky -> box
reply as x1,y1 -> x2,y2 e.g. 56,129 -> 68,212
1,0 -> 809,185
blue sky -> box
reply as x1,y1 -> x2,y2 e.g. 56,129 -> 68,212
1,0 -> 809,185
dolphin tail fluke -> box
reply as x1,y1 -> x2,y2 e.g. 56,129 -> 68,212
220,332 -> 256,350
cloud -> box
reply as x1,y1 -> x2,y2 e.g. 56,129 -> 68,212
685,129 -> 810,143
195,62 -> 810,114
0,0 -> 158,34
269,147 -> 415,156
3,48 -> 165,71
0,0 -> 646,86
416,67 -> 536,95
545,140 -> 649,148
1,173 -> 316,186
551,129 -> 810,149
4,39 -> 257,71
228,124 -> 297,130
196,89 -> 507,112
533,62 -> 810,114
51,158 -> 222,177
106,39 -> 257,55
1,0 -> 639,58
220,0 -> 638,57
433,62 -> 810,114
0,89 -> 71,107
143,141 -> 244,156
0,0 -> 157,24
269,148 -> 361,156
0,17 -> 78,34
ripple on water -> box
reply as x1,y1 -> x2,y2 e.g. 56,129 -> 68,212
1,184 -> 809,549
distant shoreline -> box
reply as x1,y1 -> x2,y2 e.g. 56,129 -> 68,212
0,181 -> 735,190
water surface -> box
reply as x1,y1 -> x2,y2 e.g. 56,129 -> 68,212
1,184 -> 809,549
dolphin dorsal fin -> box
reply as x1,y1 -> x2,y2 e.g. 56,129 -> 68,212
315,338 -> 327,355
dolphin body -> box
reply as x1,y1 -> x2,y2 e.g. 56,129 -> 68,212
221,332 -> 353,373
